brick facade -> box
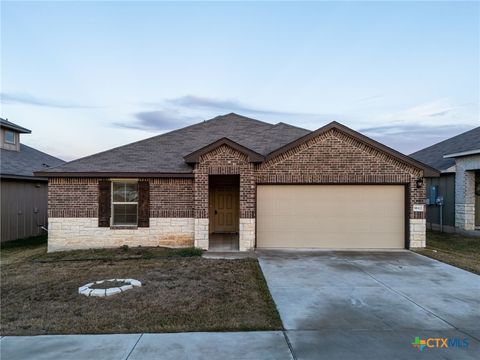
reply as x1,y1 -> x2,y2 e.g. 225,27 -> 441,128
150,178 -> 194,218
49,178 -> 194,219
49,178 -> 98,218
47,128 -> 427,251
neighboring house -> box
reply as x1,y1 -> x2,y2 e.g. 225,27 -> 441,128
35,113 -> 438,252
0,118 -> 65,242
410,127 -> 480,233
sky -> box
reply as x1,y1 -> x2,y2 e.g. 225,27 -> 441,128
1,1 -> 479,161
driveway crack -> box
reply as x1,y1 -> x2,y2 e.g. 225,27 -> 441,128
125,333 -> 143,360
282,330 -> 297,360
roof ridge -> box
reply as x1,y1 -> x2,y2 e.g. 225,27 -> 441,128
272,121 -> 311,132
222,112 -> 274,126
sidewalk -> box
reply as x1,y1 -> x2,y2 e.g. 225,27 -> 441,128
0,331 -> 294,360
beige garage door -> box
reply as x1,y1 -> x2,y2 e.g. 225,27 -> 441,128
257,185 -> 405,249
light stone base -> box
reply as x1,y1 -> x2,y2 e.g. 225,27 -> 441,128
195,218 -> 255,251
48,218 -> 194,252
239,218 -> 255,251
455,204 -> 476,231
194,218 -> 209,250
409,219 -> 426,248
454,159 -> 479,231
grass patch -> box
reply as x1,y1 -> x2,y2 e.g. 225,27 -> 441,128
0,236 -> 48,267
415,231 -> 480,275
1,244 -> 282,335
33,246 -> 203,262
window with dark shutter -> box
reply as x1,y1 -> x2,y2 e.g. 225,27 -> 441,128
138,181 -> 150,227
98,180 -> 111,227
112,180 -> 138,226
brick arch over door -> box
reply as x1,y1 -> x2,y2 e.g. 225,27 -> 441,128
194,144 -> 255,220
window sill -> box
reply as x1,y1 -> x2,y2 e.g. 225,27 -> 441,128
110,225 -> 138,230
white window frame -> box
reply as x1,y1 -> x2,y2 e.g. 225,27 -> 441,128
4,130 -> 15,144
111,179 -> 139,227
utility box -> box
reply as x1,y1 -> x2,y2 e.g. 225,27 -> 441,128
429,185 -> 438,206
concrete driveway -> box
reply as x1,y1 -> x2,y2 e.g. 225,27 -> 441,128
258,250 -> 480,360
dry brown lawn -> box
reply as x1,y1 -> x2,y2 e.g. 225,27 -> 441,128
415,231 -> 480,275
0,243 -> 281,335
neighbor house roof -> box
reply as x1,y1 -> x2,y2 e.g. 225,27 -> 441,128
409,126 -> 480,172
35,113 -> 438,177
0,118 -> 32,134
1,144 -> 65,180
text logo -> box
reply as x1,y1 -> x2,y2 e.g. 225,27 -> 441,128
411,337 -> 469,351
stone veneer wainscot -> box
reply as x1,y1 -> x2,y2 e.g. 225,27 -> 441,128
48,218 -> 194,252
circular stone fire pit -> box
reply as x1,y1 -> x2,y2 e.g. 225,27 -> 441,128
79,278 -> 141,297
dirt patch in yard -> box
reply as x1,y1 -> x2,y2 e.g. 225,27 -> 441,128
415,231 -> 480,275
1,245 -> 281,335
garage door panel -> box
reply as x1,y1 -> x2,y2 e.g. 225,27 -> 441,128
257,185 -> 405,249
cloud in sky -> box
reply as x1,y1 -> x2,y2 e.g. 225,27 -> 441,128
360,123 -> 471,137
165,95 -> 315,117
356,95 -> 383,103
1,92 -> 101,109
120,94 -> 346,131
114,96 -> 478,155
378,99 -> 460,125
428,109 -> 453,117
113,110 -> 199,131
361,123 -> 475,154
358,99 -> 478,153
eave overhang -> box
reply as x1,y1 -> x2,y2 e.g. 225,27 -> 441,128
32,171 -> 195,178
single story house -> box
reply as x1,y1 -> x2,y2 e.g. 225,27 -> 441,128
1,118 -> 65,242
35,113 -> 438,252
410,126 -> 480,233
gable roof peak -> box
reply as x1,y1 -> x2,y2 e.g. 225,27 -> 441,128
183,137 -> 264,163
266,120 -> 439,177
212,112 -> 274,126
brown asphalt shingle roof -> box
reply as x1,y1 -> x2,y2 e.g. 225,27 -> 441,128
40,113 -> 311,174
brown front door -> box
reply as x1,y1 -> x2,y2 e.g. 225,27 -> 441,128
211,184 -> 238,233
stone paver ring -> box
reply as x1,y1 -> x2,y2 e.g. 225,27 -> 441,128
79,279 -> 142,297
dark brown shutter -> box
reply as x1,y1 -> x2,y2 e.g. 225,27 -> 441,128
98,180 -> 111,227
138,181 -> 150,227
